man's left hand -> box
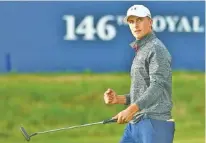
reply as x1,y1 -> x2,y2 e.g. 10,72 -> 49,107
113,104 -> 139,124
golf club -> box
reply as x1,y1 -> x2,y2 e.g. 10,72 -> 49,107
20,118 -> 117,141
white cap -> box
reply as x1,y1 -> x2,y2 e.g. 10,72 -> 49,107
124,5 -> 152,23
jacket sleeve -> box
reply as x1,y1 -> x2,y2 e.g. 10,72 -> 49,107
135,45 -> 172,110
124,93 -> 131,105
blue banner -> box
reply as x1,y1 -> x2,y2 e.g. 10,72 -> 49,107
0,1 -> 204,72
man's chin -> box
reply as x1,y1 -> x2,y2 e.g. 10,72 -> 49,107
135,35 -> 142,40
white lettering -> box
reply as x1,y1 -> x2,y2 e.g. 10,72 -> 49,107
177,16 -> 192,32
63,15 -> 116,41
76,16 -> 96,40
193,16 -> 204,32
166,16 -> 179,32
63,15 -> 77,40
97,15 -> 116,41
152,16 -> 167,32
64,15 -> 205,41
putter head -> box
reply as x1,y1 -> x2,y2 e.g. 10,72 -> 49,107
20,127 -> 30,141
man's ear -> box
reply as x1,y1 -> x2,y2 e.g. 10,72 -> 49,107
149,18 -> 153,29
150,19 -> 153,26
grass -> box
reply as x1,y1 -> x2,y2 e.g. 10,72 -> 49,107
0,71 -> 204,143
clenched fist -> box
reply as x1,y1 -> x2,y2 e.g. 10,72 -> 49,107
104,88 -> 118,104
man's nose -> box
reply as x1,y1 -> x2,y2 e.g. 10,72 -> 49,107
133,20 -> 140,27
134,22 -> 139,29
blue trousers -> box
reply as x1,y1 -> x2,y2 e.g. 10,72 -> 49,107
120,116 -> 175,143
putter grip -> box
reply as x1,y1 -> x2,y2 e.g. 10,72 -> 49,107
103,118 -> 117,124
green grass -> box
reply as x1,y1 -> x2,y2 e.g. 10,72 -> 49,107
0,71 -> 204,143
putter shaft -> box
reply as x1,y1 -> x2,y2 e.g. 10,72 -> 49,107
37,121 -> 103,134
20,118 -> 117,141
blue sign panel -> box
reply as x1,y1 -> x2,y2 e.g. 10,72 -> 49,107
0,1 -> 204,72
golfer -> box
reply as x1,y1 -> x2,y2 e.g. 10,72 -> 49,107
104,5 -> 175,143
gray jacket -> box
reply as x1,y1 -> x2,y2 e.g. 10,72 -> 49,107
125,32 -> 173,123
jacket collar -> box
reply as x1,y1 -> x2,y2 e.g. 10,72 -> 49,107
130,32 -> 156,51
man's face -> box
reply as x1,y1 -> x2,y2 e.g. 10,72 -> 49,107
127,16 -> 153,40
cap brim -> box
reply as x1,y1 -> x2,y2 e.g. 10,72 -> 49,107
123,14 -> 151,24
123,16 -> 129,24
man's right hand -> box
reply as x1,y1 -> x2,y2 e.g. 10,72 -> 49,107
104,88 -> 118,104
